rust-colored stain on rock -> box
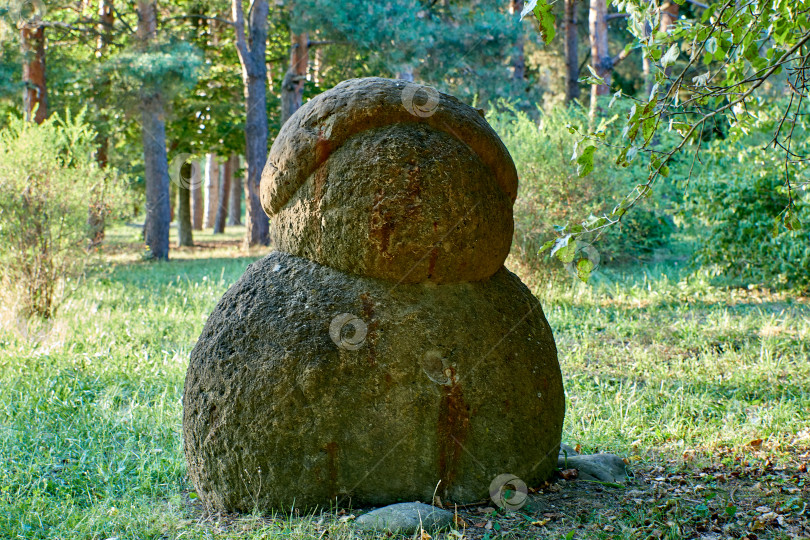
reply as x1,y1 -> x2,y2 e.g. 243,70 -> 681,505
436,367 -> 470,496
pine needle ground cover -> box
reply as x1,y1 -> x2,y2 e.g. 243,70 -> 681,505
1,229 -> 807,539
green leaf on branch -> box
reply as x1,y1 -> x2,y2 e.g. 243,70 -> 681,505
539,238 -> 556,254
576,145 -> 597,177
642,118 -> 656,143
661,44 -> 680,66
784,209 -> 802,231
576,258 -> 595,282
584,214 -> 609,229
585,65 -> 606,86
552,237 -> 578,264
521,0 -> 556,45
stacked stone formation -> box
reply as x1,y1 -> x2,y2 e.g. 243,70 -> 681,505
183,78 -> 565,512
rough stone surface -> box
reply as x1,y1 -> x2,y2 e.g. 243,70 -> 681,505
556,453 -> 629,483
261,77 -> 518,284
183,251 -> 564,511
355,502 -> 453,534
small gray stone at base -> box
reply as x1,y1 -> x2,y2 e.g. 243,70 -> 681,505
355,502 -> 454,534
557,453 -> 629,483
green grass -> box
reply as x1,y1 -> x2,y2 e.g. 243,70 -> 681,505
0,235 -> 808,539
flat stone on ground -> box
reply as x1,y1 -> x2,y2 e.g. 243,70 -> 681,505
557,453 -> 630,483
355,502 -> 454,534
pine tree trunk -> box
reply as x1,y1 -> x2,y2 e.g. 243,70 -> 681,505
138,0 -> 170,260
191,159 -> 204,230
233,0 -> 270,247
564,0 -> 581,102
281,32 -> 308,126
177,161 -> 194,247
228,155 -> 242,226
214,155 -> 232,234
204,153 -> 218,229
21,25 -> 47,124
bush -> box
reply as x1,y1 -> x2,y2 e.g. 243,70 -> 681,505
0,112 -> 124,318
682,141 -> 810,290
487,101 -> 679,269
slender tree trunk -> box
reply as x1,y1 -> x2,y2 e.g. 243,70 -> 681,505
659,2 -> 679,79
204,153 -> 218,228
228,155 -> 242,225
138,0 -> 170,260
21,25 -> 47,124
97,0 -> 114,54
281,32 -> 308,125
88,0 -> 115,246
191,159 -> 204,230
214,155 -> 233,234
589,0 -> 610,117
313,41 -> 325,85
510,0 -> 526,81
94,0 -> 114,164
564,0 -> 581,102
177,162 -> 194,246
233,0 -> 270,247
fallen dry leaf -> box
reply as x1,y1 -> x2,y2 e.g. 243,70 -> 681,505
749,438 -> 763,448
420,530 -> 432,540
531,519 -> 550,526
453,514 -> 468,528
559,468 -> 578,480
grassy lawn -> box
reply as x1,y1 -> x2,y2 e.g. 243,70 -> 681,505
1,226 -> 808,539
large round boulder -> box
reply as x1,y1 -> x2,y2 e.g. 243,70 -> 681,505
183,251 -> 564,511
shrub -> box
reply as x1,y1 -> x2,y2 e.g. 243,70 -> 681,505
682,142 -> 810,290
487,102 -> 679,269
0,112 -> 124,318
